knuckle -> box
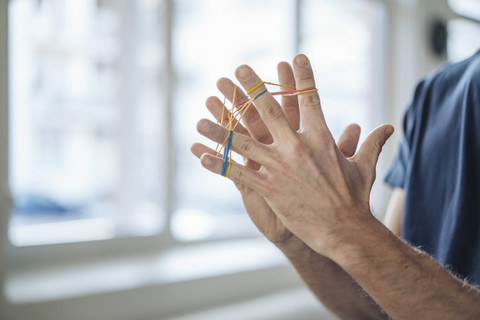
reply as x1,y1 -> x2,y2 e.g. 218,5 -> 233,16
263,103 -> 284,121
282,103 -> 298,114
298,146 -> 315,162
256,131 -> 273,144
285,141 -> 313,162
244,110 -> 262,129
291,140 -> 309,154
235,137 -> 254,154
318,129 -> 334,145
253,170 -> 272,196
295,72 -> 313,83
234,166 -> 248,184
258,177 -> 275,197
300,93 -> 321,108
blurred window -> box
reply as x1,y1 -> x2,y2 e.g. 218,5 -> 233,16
9,0 -> 385,245
448,0 -> 480,62
449,0 -> 480,21
172,0 -> 384,241
299,0 -> 383,141
9,0 -> 167,245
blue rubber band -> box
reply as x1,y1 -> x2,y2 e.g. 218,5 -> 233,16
254,89 -> 267,100
221,130 -> 234,176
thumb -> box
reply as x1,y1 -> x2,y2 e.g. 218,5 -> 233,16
356,124 -> 394,171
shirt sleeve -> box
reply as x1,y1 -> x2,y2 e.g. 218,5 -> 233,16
384,79 -> 425,188
384,117 -> 410,188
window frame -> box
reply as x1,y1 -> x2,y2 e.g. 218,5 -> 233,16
1,5 -> 304,316
4,0 -> 177,268
0,0 -> 10,274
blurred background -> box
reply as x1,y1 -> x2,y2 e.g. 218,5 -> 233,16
0,0 -> 479,319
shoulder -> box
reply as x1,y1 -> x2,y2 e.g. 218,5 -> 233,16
428,51 -> 480,94
398,51 -> 480,145
408,51 -> 480,115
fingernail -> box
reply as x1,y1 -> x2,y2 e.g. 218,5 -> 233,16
237,66 -> 252,80
295,55 -> 308,65
197,120 -> 210,134
202,156 -> 214,168
385,126 -> 394,138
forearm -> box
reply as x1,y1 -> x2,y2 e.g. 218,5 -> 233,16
332,216 -> 480,320
276,235 -> 388,319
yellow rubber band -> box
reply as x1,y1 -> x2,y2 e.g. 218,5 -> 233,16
216,80 -> 317,180
246,81 -> 265,95
225,159 -> 232,178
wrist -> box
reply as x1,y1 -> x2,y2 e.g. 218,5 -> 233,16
274,233 -> 313,257
321,211 -> 386,268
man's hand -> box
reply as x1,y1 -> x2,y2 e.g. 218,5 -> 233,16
193,54 -> 393,258
192,55 -> 480,320
192,59 -> 362,247
192,62 -> 296,244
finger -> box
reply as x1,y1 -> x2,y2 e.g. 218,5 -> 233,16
192,140 -> 262,172
206,96 -> 261,169
196,118 -> 271,164
337,123 -> 361,158
191,142 -> 217,159
291,54 -> 328,132
355,125 -> 394,171
205,96 -> 250,136
192,143 -> 261,195
216,78 -> 273,144
235,65 -> 297,143
200,153 -> 264,191
195,109 -> 264,171
191,142 -> 253,174
277,62 -> 300,131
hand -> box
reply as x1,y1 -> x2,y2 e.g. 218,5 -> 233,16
194,54 -> 393,257
192,62 -> 299,244
192,60 -> 362,246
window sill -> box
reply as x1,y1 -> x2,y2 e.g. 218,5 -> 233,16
3,238 -> 304,320
167,287 -> 338,320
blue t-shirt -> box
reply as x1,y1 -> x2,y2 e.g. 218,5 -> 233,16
385,50 -> 480,285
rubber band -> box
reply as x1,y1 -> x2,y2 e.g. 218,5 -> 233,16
225,159 -> 232,178
221,130 -> 234,177
247,81 -> 296,95
215,81 -> 318,179
246,82 -> 265,95
271,87 -> 318,96
253,89 -> 267,100
221,151 -> 229,176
